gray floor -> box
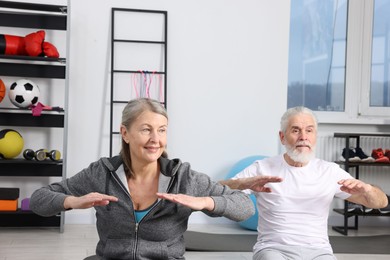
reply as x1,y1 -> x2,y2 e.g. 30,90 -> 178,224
0,224 -> 390,260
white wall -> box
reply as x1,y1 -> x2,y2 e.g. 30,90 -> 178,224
0,0 -> 290,224
62,0 -> 291,224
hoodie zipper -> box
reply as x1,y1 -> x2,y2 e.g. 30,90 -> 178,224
132,201 -> 159,259
108,172 -> 139,259
131,174 -> 176,259
133,222 -> 139,259
109,166 -> 178,259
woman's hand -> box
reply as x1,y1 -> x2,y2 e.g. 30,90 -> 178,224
156,193 -> 215,211
243,176 -> 283,192
63,192 -> 119,209
220,176 -> 282,192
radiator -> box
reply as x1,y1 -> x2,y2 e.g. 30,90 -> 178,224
316,135 -> 390,192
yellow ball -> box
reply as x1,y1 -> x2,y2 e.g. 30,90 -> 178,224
0,129 -> 24,159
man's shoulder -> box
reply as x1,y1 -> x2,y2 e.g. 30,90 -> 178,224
310,157 -> 341,169
261,154 -> 284,162
254,154 -> 284,167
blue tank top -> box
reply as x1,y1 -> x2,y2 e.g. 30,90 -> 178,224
134,209 -> 150,223
134,201 -> 157,223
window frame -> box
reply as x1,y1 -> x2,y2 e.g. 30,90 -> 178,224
314,0 -> 390,124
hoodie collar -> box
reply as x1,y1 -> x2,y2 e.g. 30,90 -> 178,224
103,156 -> 182,194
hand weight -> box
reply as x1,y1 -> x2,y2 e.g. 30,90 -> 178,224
23,149 -> 61,161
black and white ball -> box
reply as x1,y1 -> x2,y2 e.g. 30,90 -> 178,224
8,79 -> 40,108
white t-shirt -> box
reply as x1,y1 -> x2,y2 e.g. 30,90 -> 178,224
233,155 -> 353,253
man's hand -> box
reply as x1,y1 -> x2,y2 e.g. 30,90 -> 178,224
220,176 -> 283,192
340,179 -> 389,209
338,179 -> 372,195
64,192 -> 119,209
156,193 -> 215,211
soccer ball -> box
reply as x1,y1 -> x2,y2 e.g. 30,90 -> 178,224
8,79 -> 40,108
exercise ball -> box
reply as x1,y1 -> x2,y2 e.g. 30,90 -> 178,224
225,155 -> 268,231
0,129 -> 24,159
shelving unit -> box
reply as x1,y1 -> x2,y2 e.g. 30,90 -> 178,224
332,132 -> 390,235
0,1 -> 68,232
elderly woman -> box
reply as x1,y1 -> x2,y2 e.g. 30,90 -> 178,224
30,98 -> 254,260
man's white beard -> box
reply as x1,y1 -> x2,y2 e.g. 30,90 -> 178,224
285,142 -> 316,164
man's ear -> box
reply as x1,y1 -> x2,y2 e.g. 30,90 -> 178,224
279,131 -> 285,145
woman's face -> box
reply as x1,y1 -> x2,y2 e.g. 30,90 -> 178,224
121,110 -> 168,165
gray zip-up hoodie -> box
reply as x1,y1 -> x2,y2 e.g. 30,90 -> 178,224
30,156 -> 254,259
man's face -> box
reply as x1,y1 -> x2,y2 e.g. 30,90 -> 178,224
280,113 -> 317,164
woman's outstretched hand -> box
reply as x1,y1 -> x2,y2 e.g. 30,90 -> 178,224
64,192 -> 119,209
220,176 -> 283,192
156,193 -> 215,211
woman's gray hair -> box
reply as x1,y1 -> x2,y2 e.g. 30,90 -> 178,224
120,98 -> 168,177
280,106 -> 318,133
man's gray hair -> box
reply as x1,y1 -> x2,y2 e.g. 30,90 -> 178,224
280,106 -> 318,133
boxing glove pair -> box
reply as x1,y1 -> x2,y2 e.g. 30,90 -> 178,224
0,30 -> 59,58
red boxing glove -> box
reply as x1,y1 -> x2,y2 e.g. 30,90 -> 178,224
1,34 -> 27,55
42,41 -> 59,58
0,30 -> 59,58
24,30 -> 45,56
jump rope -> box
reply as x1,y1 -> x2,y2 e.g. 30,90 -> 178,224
132,70 -> 164,103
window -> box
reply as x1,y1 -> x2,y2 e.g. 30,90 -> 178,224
287,0 -> 390,124
360,0 -> 390,117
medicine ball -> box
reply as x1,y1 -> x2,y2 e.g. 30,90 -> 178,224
0,129 -> 24,159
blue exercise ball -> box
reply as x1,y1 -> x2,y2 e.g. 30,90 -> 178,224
225,155 -> 268,231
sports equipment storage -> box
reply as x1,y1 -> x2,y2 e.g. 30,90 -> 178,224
332,132 -> 390,235
0,1 -> 68,232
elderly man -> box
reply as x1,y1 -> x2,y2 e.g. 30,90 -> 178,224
220,106 -> 388,260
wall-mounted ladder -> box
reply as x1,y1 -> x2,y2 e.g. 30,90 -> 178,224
110,8 -> 168,156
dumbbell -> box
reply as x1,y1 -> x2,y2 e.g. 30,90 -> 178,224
23,149 -> 61,161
